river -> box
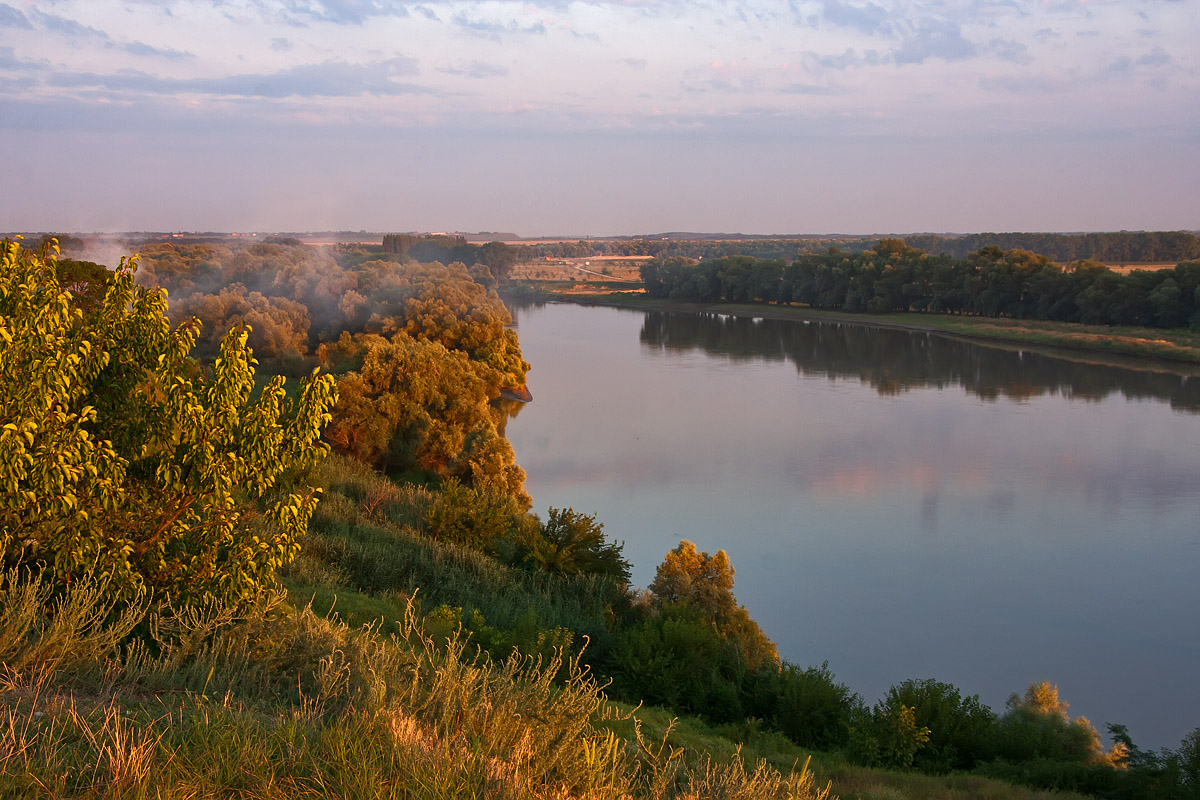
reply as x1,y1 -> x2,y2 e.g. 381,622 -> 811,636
503,300 -> 1200,751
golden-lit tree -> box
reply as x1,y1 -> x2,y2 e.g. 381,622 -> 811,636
0,239 -> 336,605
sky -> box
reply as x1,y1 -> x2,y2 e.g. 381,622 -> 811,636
1,0 -> 1197,236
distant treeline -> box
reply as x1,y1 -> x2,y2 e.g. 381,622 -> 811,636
381,233 -> 519,276
514,237 -> 868,261
906,231 -> 1200,264
641,241 -> 1200,329
509,230 -> 1200,265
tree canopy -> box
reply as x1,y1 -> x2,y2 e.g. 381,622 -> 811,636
0,239 -> 336,605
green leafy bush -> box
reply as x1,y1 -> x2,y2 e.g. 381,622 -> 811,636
0,239 -> 336,605
770,662 -> 857,751
883,678 -> 997,772
511,507 -> 631,582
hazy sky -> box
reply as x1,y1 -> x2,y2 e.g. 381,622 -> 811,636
1,0 -> 1197,235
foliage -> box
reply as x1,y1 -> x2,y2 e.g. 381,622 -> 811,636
648,540 -> 777,670
422,476 -> 522,549
883,678 -> 997,773
770,662 -> 858,751
322,331 -> 529,505
609,603 -> 746,722
848,695 -> 932,770
607,542 -> 782,726
0,239 -> 336,605
650,540 -> 736,618
994,682 -> 1106,766
291,454 -> 626,667
642,246 -> 1200,331
175,283 -> 311,363
512,507 -> 632,583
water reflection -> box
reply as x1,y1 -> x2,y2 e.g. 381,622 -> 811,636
502,301 -> 1200,750
638,310 -> 1200,412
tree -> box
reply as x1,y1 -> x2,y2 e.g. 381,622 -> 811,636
772,662 -> 858,750
516,507 -> 631,582
1,239 -> 337,605
884,678 -> 997,772
322,331 -> 530,507
647,540 -> 777,669
649,540 -> 736,618
996,681 -> 1106,765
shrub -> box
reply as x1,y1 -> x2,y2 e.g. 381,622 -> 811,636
511,507 -> 632,582
995,682 -> 1104,765
883,678 -> 997,772
0,239 -> 336,606
848,695 -> 931,769
771,662 -> 857,751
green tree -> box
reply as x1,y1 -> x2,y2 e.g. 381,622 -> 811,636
1,239 -> 337,605
515,507 -> 631,582
884,678 -> 997,772
771,662 -> 858,750
996,681 -> 1106,765
849,695 -> 932,769
647,541 -> 777,670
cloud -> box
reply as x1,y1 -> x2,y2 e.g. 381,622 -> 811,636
623,58 -> 647,71
1135,47 -> 1172,68
451,12 -> 547,39
48,57 -> 426,99
893,19 -> 976,65
31,10 -> 110,40
1109,47 -> 1173,75
987,38 -> 1030,64
438,60 -> 508,79
818,0 -> 890,35
413,5 -> 440,21
0,44 -> 49,72
681,59 -> 763,93
0,3 -> 31,29
279,0 -> 410,25
1033,27 -> 1058,41
978,73 -> 1072,94
780,83 -> 835,95
272,37 -> 294,52
116,41 -> 195,61
802,48 -> 862,72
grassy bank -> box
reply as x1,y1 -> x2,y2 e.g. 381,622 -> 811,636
0,455 -> 1096,800
550,291 -> 1200,369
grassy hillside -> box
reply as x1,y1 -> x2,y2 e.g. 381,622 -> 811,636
0,455 -> 1097,800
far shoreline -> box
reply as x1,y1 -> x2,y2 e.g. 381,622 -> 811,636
512,288 -> 1200,376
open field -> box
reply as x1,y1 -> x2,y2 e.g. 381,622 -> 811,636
510,255 -> 648,283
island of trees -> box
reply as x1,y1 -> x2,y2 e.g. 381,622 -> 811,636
2,233 -> 1197,799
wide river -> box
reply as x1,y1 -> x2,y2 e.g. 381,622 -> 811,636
503,300 -> 1200,751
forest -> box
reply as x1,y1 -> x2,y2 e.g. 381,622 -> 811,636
513,229 -> 1200,265
640,240 -> 1200,329
2,234 -> 1198,799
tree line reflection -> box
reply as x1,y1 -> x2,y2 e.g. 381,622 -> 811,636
637,311 -> 1200,413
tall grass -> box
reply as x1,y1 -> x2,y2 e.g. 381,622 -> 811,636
0,568 -> 837,799
288,455 -> 625,662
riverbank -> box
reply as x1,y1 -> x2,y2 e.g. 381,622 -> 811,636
542,290 -> 1200,372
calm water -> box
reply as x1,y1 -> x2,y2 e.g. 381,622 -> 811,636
504,301 -> 1200,750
